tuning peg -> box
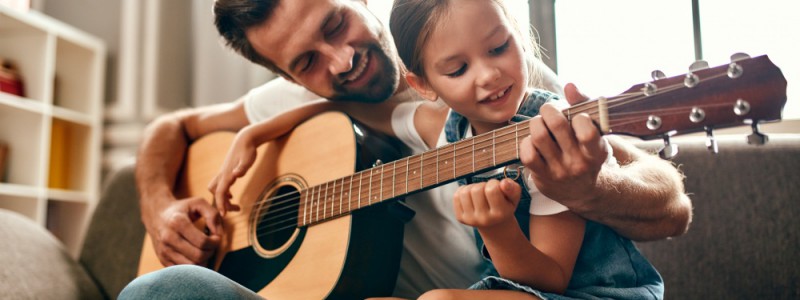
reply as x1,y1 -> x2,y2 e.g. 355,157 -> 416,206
746,122 -> 769,145
659,135 -> 679,159
651,70 -> 666,81
705,127 -> 718,154
689,60 -> 710,72
731,52 -> 751,62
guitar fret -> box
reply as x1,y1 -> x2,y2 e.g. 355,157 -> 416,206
492,131 -> 496,166
302,190 -> 308,226
452,143 -> 456,179
472,137 -> 475,174
339,177 -> 344,215
515,123 -> 519,159
358,171 -> 363,208
368,168 -> 373,205
316,184 -> 321,222
323,181 -> 328,219
405,157 -> 410,194
392,160 -> 397,198
419,153 -> 424,188
348,174 -> 353,213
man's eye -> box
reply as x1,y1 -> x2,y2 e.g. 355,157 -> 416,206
324,13 -> 345,37
490,40 -> 510,55
446,64 -> 468,77
301,54 -> 316,72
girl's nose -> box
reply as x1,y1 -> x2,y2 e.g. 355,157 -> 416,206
477,64 -> 501,87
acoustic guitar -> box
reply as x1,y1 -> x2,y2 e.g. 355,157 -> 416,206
137,54 -> 787,299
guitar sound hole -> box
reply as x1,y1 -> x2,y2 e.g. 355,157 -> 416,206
255,185 -> 299,252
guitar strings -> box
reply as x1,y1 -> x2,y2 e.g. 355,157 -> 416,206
224,73 -> 729,240
225,126 -> 525,226
228,130 -> 525,235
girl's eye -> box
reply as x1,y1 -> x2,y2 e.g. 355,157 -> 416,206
446,64 -> 468,77
490,40 -> 510,55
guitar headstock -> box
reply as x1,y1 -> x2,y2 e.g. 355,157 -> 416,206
603,54 -> 787,141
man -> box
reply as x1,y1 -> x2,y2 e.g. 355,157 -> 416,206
124,0 -> 691,298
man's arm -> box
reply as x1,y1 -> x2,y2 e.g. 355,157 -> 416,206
136,99 -> 250,266
520,83 -> 692,242
573,135 -> 692,241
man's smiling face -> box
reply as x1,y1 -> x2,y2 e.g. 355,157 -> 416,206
246,0 -> 400,103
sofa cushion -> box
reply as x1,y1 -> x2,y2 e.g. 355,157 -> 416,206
636,134 -> 800,299
0,209 -> 104,299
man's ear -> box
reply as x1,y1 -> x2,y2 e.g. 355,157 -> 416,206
405,72 -> 438,101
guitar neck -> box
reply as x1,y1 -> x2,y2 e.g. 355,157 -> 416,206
298,119 -> 544,226
298,54 -> 787,226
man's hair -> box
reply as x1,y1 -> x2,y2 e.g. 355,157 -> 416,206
213,0 -> 289,78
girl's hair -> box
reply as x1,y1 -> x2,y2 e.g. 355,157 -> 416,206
389,0 -> 542,87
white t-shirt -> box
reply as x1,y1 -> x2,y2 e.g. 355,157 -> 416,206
242,78 -> 484,298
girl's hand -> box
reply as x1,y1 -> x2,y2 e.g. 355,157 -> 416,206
453,178 -> 522,230
207,129 -> 258,216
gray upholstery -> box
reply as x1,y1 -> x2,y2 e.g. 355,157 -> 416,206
0,135 -> 798,299
635,135 -> 800,299
79,163 -> 144,299
0,210 -> 104,299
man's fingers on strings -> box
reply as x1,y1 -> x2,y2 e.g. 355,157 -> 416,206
572,114 -> 606,161
541,103 -> 578,153
519,136 -> 546,171
528,116 -> 560,163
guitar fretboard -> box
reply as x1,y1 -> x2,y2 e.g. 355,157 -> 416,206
298,121 -> 530,226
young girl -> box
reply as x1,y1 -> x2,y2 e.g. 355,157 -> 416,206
210,0 -> 663,299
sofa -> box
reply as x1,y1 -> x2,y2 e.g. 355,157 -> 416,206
0,134 -> 798,299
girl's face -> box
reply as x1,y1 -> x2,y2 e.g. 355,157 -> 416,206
414,0 -> 528,135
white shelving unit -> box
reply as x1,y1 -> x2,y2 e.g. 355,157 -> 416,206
0,5 -> 105,258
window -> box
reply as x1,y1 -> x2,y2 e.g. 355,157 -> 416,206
555,0 -> 800,120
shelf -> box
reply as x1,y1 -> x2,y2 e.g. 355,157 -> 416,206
47,188 -> 89,203
1,6 -> 105,258
0,103 -> 45,186
0,91 -> 46,114
54,36 -> 102,114
0,182 -> 40,198
0,8 -> 52,103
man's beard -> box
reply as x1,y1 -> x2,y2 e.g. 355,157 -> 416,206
328,43 -> 398,103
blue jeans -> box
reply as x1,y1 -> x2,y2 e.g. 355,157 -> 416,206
119,265 -> 262,300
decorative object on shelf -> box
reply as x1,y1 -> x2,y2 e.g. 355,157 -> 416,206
0,0 -> 30,12
0,59 -> 25,97
0,141 -> 8,182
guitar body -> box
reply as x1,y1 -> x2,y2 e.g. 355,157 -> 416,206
137,112 -> 407,299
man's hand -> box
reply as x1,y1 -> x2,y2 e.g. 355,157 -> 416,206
142,196 -> 224,266
519,83 -> 608,207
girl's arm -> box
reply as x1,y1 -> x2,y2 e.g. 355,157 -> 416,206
458,179 -> 585,294
208,99 -> 341,214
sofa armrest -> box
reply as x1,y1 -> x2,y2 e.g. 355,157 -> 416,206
0,209 -> 103,299
79,162 -> 144,299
